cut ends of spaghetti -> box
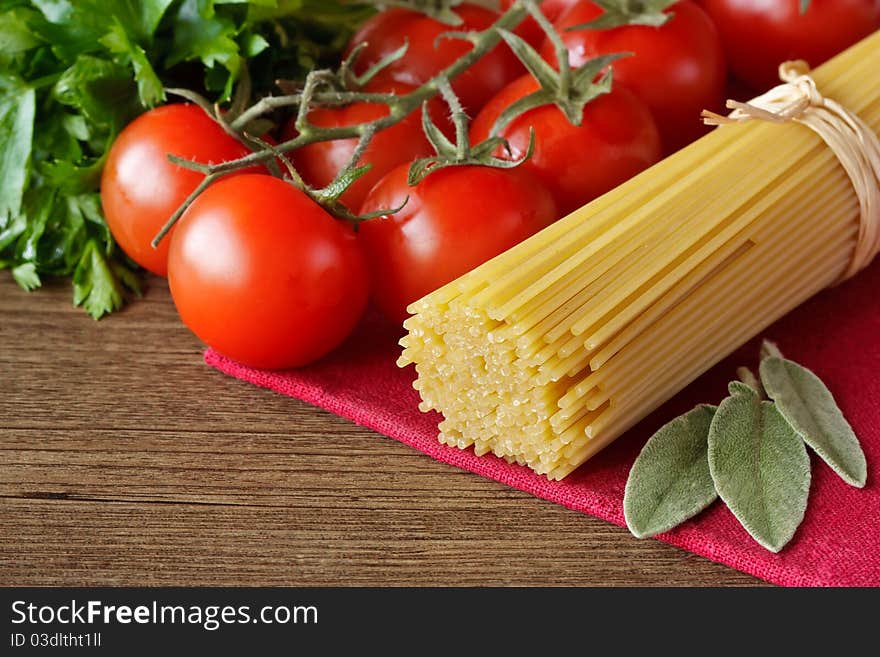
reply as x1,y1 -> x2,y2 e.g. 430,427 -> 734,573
399,32 -> 879,480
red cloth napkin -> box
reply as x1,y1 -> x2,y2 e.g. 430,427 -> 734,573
206,258 -> 880,587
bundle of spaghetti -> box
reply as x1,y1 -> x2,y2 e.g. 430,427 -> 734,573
399,31 -> 880,480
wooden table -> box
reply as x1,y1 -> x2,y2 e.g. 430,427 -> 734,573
0,274 -> 762,586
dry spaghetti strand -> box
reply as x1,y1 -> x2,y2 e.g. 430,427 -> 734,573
400,32 -> 880,480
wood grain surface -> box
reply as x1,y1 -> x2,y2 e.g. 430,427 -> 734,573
0,274 -> 764,586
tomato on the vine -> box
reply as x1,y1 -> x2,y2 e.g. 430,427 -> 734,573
500,0 -> 581,47
345,6 -> 522,115
284,81 -> 438,211
167,175 -> 369,369
358,165 -> 558,324
502,0 -> 581,21
101,104 -> 259,276
471,75 -> 661,216
701,0 -> 880,91
543,0 -> 726,153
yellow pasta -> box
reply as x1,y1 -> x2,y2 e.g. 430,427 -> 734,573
398,31 -> 880,480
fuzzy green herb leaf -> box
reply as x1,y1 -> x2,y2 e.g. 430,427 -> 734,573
624,404 -> 718,538
708,382 -> 811,553
736,366 -> 765,398
759,349 -> 867,488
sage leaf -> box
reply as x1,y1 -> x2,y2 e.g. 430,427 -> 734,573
736,367 -> 765,398
624,405 -> 718,539
760,356 -> 867,488
708,383 -> 811,552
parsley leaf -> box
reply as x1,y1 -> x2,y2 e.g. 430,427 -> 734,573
0,73 -> 35,224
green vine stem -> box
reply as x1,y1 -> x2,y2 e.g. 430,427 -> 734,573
336,41 -> 411,91
490,2 -> 626,134
525,0 -> 572,99
362,0 -> 502,26
570,1 -> 677,30
151,1 -> 535,248
442,79 -> 470,161
407,79 -> 536,184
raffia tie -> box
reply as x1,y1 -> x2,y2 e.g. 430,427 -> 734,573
702,60 -> 880,281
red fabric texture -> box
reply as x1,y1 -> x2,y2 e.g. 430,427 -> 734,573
205,259 -> 880,587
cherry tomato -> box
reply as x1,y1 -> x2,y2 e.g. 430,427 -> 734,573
502,0 -> 580,21
471,74 -> 661,216
345,6 -> 522,115
358,165 -> 557,324
701,0 -> 880,91
167,174 -> 369,369
500,0 -> 581,47
543,0 -> 726,153
101,104 -> 258,276
283,81 -> 436,211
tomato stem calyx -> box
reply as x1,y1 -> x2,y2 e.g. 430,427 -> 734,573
490,2 -> 628,135
409,80 -> 536,185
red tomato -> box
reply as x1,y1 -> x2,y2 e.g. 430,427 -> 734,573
543,0 -> 726,153
501,0 -> 579,21
358,165 -> 557,324
500,0 -> 581,47
471,74 -> 661,216
345,6 -> 522,115
101,104 -> 257,276
701,0 -> 880,91
167,175 -> 369,369
283,82 -> 436,211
